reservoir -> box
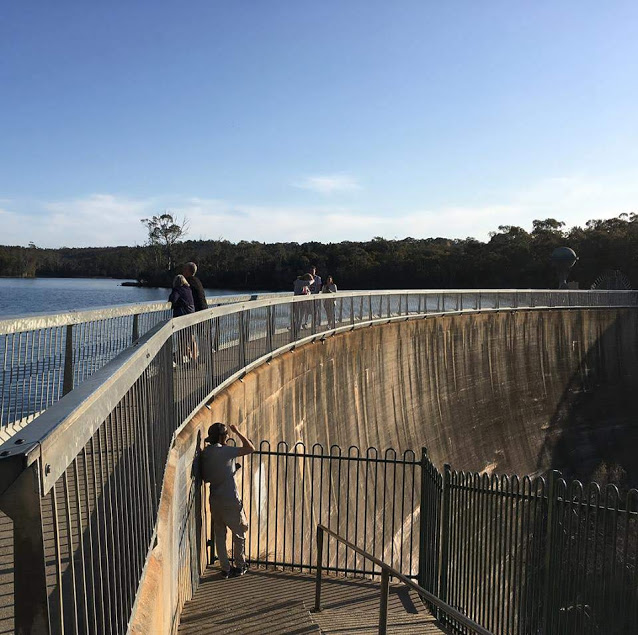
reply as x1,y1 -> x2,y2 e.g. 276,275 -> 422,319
0,277 -> 267,317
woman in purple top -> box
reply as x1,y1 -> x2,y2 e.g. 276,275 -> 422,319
168,275 -> 195,317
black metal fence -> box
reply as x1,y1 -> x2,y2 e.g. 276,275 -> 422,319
226,442 -> 422,578
420,463 -> 638,635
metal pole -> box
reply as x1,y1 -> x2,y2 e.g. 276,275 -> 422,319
62,323 -> 74,396
132,313 -> 140,342
437,463 -> 452,623
313,526 -> 324,612
417,448 -> 428,589
0,460 -> 50,634
542,470 -> 561,634
379,568 -> 390,635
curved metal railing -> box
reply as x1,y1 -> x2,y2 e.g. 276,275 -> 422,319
0,289 -> 635,634
0,289 -> 634,434
0,292 -> 285,434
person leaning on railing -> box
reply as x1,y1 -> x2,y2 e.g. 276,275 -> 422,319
200,422 -> 255,578
182,261 -> 208,311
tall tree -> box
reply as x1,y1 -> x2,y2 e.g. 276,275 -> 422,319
140,213 -> 189,271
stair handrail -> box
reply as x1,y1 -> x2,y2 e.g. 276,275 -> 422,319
313,523 -> 494,635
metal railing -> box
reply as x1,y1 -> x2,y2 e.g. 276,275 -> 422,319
313,523 -> 493,635
421,463 -> 638,635
1,289 -> 634,434
0,289 -> 635,634
0,292 -> 283,433
229,441 -> 421,577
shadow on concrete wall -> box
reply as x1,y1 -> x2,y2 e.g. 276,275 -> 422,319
536,310 -> 638,488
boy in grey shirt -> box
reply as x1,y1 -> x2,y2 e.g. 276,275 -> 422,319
200,422 -> 255,578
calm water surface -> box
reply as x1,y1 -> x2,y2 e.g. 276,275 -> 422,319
0,278 -> 267,318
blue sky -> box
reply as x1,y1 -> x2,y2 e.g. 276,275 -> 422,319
2,1 -> 638,246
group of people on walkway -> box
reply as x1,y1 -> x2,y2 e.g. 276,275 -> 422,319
168,262 -> 208,316
169,262 -> 339,328
293,265 -> 338,329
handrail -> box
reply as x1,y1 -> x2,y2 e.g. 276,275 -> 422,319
0,291 -> 286,334
313,523 -> 494,635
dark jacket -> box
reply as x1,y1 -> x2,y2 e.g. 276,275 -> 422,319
186,275 -> 207,311
169,286 -> 195,317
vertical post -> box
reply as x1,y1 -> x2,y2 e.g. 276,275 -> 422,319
238,311 -> 246,368
378,568 -> 390,635
311,297 -> 317,335
62,323 -> 74,396
542,470 -> 561,634
437,463 -> 452,622
0,460 -> 50,634
266,305 -> 274,353
313,526 -> 324,612
132,313 -> 140,343
418,448 -> 428,589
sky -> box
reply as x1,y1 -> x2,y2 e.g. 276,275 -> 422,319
2,1 -> 638,247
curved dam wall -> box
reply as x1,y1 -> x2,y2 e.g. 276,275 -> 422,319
132,307 -> 638,633
208,307 -> 638,484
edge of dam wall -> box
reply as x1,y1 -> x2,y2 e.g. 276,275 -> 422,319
130,307 -> 638,633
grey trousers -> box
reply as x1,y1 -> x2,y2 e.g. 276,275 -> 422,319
211,497 -> 248,572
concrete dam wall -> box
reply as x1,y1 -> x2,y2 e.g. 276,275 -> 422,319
207,307 -> 638,485
132,307 -> 638,633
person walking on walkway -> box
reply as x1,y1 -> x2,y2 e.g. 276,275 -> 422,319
200,422 -> 255,578
321,275 -> 338,328
293,273 -> 314,331
182,262 -> 208,311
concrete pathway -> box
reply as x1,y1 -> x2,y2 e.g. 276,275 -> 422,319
178,567 -> 448,634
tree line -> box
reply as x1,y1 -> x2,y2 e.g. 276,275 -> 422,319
1,215 -> 636,290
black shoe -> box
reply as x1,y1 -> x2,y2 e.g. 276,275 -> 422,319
220,569 -> 232,579
229,565 -> 247,577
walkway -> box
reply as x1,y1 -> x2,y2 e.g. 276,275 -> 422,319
178,567 -> 448,634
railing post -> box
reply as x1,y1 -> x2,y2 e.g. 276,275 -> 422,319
311,297 -> 317,335
62,323 -> 74,396
238,311 -> 247,368
0,460 -> 50,634
132,313 -> 140,342
266,305 -> 274,353
378,568 -> 390,635
542,469 -> 561,634
313,526 -> 324,613
437,463 -> 452,622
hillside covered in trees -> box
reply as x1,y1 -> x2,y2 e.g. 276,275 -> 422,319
1,215 -> 636,290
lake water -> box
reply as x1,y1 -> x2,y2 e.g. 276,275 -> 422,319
0,277 -> 267,318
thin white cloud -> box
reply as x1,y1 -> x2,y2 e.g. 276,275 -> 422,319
3,172 -> 638,247
294,174 -> 361,195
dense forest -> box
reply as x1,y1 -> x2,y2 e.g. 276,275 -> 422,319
1,215 -> 636,290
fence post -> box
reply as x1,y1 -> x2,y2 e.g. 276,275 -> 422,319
132,313 -> 140,342
542,469 -> 561,634
418,448 -> 428,589
313,526 -> 324,613
437,463 -> 452,622
0,459 -> 50,634
62,323 -> 74,396
378,568 -> 390,635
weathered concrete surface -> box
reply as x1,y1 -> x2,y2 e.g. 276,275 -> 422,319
206,308 -> 638,484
